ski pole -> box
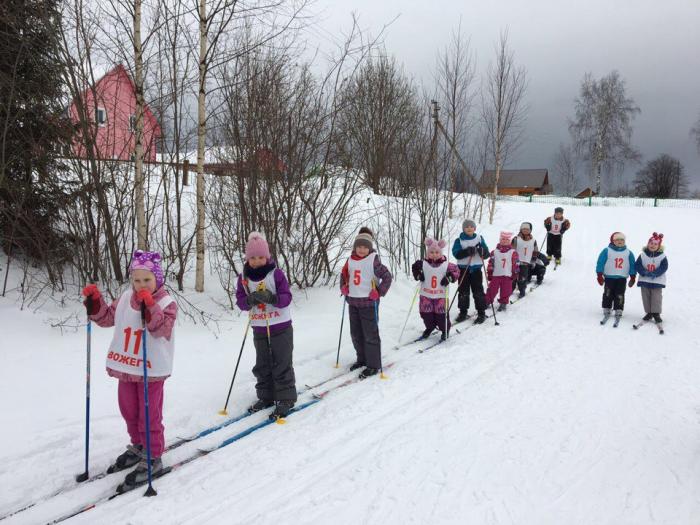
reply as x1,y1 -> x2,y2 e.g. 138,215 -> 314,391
75,296 -> 92,483
444,287 -> 449,339
334,299 -> 346,368
372,282 -> 387,380
219,317 -> 251,416
396,284 -> 420,346
140,302 -> 157,497
447,254 -> 473,317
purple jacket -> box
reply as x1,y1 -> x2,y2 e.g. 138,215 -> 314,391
340,250 -> 393,308
236,261 -> 293,335
412,257 -> 460,313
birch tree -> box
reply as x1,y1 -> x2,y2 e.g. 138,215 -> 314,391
568,71 -> 641,195
481,29 -> 527,224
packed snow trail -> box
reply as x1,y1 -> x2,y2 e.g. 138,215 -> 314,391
2,202 -> 700,524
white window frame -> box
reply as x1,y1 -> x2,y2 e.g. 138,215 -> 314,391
96,107 -> 107,126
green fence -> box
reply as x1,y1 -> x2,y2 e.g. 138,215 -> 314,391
493,194 -> 700,209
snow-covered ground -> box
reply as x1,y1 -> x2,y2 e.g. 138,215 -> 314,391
1,201 -> 699,524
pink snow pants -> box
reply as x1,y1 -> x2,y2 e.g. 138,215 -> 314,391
485,275 -> 513,305
117,380 -> 165,457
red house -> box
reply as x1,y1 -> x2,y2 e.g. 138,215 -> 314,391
69,64 -> 161,161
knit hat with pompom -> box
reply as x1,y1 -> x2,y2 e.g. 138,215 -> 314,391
245,231 -> 271,260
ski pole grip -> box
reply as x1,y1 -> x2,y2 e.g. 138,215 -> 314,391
86,295 -> 93,315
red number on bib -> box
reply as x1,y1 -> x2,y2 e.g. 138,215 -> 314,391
646,264 -> 656,272
614,257 -> 623,269
553,224 -> 559,232
353,269 -> 361,285
123,327 -> 144,355
501,258 -> 507,269
431,275 -> 438,288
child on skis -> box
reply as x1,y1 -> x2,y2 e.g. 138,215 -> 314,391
235,232 -> 297,419
635,232 -> 668,325
511,222 -> 539,298
485,231 -> 520,311
595,232 -> 636,323
340,227 -> 393,379
82,250 -> 176,487
544,207 -> 571,265
527,251 -> 549,286
451,219 -> 490,324
411,237 -> 460,341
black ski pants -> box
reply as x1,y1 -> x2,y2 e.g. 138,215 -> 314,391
457,266 -> 486,314
602,277 -> 627,311
253,326 -> 297,402
348,304 -> 382,369
546,233 -> 563,259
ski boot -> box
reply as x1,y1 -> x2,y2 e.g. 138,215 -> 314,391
107,444 -> 143,474
642,313 -> 653,321
518,288 -> 526,299
440,331 -> 448,341
652,313 -> 663,323
248,399 -> 274,414
497,303 -> 507,312
269,400 -> 294,420
359,367 -> 379,379
349,361 -> 366,371
473,312 -> 486,325
613,309 -> 623,327
455,310 -> 469,323
118,457 -> 163,492
420,327 -> 433,339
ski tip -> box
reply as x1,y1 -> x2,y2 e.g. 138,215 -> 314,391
217,409 -> 228,416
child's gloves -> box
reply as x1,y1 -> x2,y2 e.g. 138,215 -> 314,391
252,290 -> 276,304
465,246 -> 476,257
136,289 -> 156,307
440,274 -> 455,286
628,276 -> 636,288
455,248 -> 469,259
340,285 -> 349,296
368,289 -> 379,301
476,245 -> 489,258
415,270 -> 425,281
82,284 -> 101,314
596,273 -> 605,286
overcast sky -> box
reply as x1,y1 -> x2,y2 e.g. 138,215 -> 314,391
308,0 -> 700,191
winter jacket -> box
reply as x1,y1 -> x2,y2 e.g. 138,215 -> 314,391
411,256 -> 460,314
595,243 -> 637,279
451,233 -> 490,270
635,247 -> 668,289
89,286 -> 177,381
486,244 -> 520,280
236,261 -> 293,335
340,250 -> 393,308
544,216 -> 571,233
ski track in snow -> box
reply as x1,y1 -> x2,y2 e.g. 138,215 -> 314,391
2,202 -> 700,524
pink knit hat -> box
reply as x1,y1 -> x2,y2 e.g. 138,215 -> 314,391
425,237 -> 446,258
245,231 -> 271,260
129,250 -> 165,289
499,231 -> 513,245
647,232 -> 663,248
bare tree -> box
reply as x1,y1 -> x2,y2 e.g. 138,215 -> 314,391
552,143 -> 578,196
337,53 -> 422,194
633,154 -> 688,198
480,29 -> 528,223
435,22 -> 477,217
568,70 -> 641,195
691,111 -> 700,155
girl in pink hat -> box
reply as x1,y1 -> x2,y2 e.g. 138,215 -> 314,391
485,231 -> 520,311
411,237 -> 460,341
82,250 -> 177,487
634,232 -> 668,328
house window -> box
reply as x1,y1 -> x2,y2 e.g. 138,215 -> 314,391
129,114 -> 136,132
96,107 -> 106,126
